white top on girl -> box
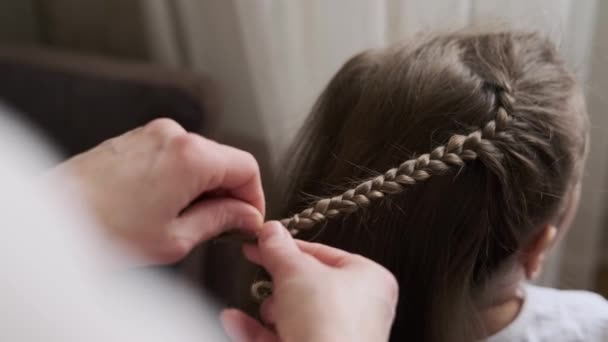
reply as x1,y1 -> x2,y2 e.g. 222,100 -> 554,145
487,285 -> 608,342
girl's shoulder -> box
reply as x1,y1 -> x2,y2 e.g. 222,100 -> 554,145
487,284 -> 608,342
530,285 -> 608,340
527,283 -> 608,312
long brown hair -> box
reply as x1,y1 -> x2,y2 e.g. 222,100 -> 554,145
274,29 -> 589,341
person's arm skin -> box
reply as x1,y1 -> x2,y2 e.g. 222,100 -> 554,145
221,222 -> 399,342
46,118 -> 265,265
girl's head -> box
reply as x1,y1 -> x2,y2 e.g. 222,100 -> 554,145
277,30 -> 589,341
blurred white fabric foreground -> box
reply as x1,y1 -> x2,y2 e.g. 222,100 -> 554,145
0,108 -> 224,341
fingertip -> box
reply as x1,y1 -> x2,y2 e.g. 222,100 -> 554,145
204,142 -> 266,218
255,221 -> 302,276
220,308 -> 239,322
259,296 -> 276,325
257,221 -> 287,243
176,199 -> 263,244
219,309 -> 244,341
220,308 -> 276,342
239,206 -> 264,234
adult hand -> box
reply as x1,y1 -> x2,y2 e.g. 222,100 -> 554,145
47,118 -> 265,265
221,222 -> 398,342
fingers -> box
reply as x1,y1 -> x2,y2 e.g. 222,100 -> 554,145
220,309 -> 279,342
255,221 -> 303,277
246,240 -> 353,268
173,198 -> 263,243
259,296 -> 276,325
206,142 -> 265,217
243,244 -> 262,265
138,119 -> 266,218
245,237 -> 354,269
295,240 -> 353,267
182,134 -> 266,216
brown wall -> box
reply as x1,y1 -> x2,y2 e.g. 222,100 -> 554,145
0,0 -> 150,61
0,1 -> 40,44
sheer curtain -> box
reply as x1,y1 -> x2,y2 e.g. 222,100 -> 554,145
142,0 -> 605,289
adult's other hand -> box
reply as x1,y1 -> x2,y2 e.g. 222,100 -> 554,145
48,118 -> 265,265
221,221 -> 398,342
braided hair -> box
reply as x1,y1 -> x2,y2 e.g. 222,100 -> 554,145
279,90 -> 515,234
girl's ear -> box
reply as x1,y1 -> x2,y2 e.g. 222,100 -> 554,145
521,184 -> 580,280
521,225 -> 557,280
555,182 -> 582,236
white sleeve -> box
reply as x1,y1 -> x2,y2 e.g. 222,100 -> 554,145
0,107 -> 225,341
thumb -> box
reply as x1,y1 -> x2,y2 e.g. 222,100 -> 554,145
257,221 -> 303,277
173,198 -> 263,244
220,309 -> 279,342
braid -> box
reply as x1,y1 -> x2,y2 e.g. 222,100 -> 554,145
281,89 -> 515,234
251,85 -> 517,301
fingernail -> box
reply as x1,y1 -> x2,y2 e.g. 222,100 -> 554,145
237,210 -> 264,233
254,214 -> 265,231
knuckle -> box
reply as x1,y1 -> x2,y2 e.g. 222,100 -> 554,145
232,149 -> 261,181
241,151 -> 260,173
353,254 -> 399,302
144,118 -> 184,138
380,269 -> 399,302
168,133 -> 204,167
164,234 -> 193,262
